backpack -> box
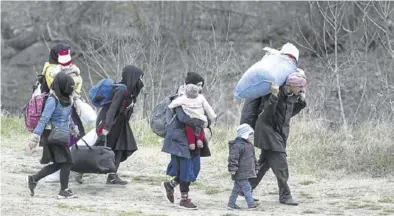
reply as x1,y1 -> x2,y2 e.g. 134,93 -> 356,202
88,78 -> 127,108
150,94 -> 177,138
24,94 -> 60,132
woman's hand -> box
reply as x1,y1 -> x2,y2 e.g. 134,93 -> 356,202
71,126 -> 80,137
28,133 -> 40,150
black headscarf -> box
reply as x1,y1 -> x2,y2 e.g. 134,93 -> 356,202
120,65 -> 144,102
185,72 -> 205,87
51,72 -> 75,106
49,43 -> 71,64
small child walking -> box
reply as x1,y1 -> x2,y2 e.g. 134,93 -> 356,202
168,84 -> 217,150
227,123 -> 260,210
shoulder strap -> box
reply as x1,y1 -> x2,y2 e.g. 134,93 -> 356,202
48,94 -> 59,107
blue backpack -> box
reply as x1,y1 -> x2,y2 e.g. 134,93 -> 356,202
88,78 -> 127,108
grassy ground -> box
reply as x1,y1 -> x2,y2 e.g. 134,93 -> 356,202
1,115 -> 394,216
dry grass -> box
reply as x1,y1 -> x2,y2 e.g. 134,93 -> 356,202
2,114 -> 394,177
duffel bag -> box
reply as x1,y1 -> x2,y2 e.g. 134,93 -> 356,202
70,137 -> 116,174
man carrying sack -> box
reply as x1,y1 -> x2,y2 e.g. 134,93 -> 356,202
240,71 -> 307,206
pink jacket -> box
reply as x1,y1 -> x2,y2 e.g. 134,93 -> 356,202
168,94 -> 217,123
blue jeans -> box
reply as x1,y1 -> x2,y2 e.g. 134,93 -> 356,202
228,179 -> 254,207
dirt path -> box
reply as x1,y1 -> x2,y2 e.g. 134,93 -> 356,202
1,136 -> 394,216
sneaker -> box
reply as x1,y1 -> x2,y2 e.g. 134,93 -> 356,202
57,189 -> 77,199
74,173 -> 84,184
179,199 -> 198,210
248,202 -> 260,209
161,181 -> 175,203
196,140 -> 203,148
25,175 -> 37,196
227,204 -> 241,210
106,174 -> 128,185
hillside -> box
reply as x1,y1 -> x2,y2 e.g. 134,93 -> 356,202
1,1 -> 394,126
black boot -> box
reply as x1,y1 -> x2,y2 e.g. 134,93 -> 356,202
161,181 -> 175,203
179,192 -> 198,210
106,173 -> 128,185
74,173 -> 84,184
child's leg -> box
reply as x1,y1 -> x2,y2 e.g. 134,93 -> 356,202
228,180 -> 240,207
185,125 -> 196,150
196,128 -> 204,148
239,179 -> 255,207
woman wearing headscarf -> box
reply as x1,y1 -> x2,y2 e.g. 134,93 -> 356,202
40,43 -> 84,137
161,72 -> 213,210
94,65 -> 144,185
33,43 -> 86,183
26,72 -> 78,199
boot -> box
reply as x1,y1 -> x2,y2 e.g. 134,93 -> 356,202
280,197 -> 299,206
74,173 -> 84,184
162,181 -> 175,203
106,173 -> 128,185
179,192 -> 198,210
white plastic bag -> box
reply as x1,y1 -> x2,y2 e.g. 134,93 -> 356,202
76,129 -> 97,147
45,170 -> 61,182
74,99 -> 97,127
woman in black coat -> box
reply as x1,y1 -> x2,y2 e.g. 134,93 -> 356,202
95,65 -> 144,185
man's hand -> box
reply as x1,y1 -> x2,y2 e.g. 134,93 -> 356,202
102,129 -> 109,136
299,92 -> 306,102
28,133 -> 40,150
270,82 -> 280,96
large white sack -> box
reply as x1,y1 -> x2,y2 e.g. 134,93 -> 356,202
74,99 -> 97,127
235,54 -> 297,100
76,128 -> 97,147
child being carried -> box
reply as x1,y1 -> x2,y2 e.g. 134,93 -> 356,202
168,84 -> 217,150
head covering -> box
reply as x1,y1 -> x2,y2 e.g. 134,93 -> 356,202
236,123 -> 254,140
51,72 -> 75,106
185,72 -> 205,87
286,72 -> 307,87
120,65 -> 144,101
57,49 -> 72,66
185,84 -> 200,99
49,43 -> 71,64
280,43 -> 299,63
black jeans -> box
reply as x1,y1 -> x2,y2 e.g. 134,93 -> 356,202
249,150 -> 292,202
33,162 -> 72,190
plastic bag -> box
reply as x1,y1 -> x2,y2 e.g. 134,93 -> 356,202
74,99 -> 97,127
